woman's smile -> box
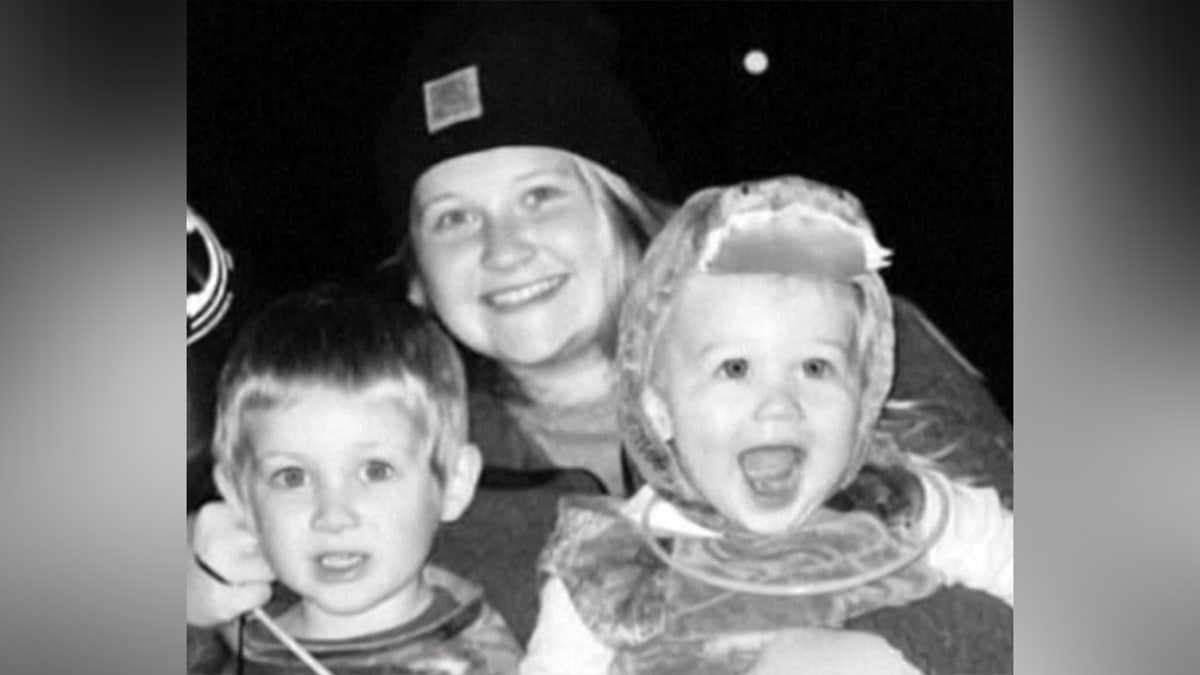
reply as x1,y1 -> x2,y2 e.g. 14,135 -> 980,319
482,274 -> 569,311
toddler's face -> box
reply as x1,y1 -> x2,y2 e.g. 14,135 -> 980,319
238,386 -> 450,636
649,274 -> 864,535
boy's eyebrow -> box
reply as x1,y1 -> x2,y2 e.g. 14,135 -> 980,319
253,447 -> 305,460
259,438 -> 394,455
348,439 -> 398,452
251,451 -> 300,469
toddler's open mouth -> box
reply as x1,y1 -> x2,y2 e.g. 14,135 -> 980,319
738,444 -> 805,507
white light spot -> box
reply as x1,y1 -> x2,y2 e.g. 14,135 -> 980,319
743,49 -> 768,75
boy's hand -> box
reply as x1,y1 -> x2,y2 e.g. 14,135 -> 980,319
187,501 -> 275,627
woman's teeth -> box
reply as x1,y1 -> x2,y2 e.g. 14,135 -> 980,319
485,275 -> 566,308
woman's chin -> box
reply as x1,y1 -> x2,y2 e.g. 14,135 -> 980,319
490,335 -> 574,368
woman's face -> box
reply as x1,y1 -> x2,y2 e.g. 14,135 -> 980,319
409,147 -> 638,370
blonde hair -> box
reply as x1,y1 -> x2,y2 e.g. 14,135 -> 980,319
212,286 -> 467,488
571,152 -> 674,323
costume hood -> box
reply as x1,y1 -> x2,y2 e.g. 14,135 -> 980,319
617,176 -> 896,535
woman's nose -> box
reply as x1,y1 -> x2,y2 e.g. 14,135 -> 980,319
311,486 -> 360,534
481,214 -> 535,270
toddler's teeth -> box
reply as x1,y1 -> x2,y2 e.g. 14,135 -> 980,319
319,553 -> 364,569
739,445 -> 805,496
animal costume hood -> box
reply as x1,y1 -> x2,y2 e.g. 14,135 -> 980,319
535,178 -> 945,674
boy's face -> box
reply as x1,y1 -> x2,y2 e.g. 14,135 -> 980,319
647,274 -> 864,535
233,386 -> 470,636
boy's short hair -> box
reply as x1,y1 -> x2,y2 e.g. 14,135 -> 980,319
212,285 -> 467,485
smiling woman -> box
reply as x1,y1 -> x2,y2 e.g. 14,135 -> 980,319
407,151 -> 660,496
377,4 -> 675,497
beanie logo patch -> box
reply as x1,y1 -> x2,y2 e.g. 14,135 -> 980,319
423,65 -> 483,134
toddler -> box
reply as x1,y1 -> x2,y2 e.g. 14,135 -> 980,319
200,286 -> 521,673
521,177 -> 1013,674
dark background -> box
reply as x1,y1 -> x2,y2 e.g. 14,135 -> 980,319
188,2 -> 1012,418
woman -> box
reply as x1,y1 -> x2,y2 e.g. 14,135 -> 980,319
376,4 -> 678,498
401,147 -> 666,496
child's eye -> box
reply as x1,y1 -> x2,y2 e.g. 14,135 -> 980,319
267,467 -> 308,489
717,358 -> 750,379
361,460 -> 396,483
431,209 -> 480,233
803,358 -> 835,379
520,186 -> 564,210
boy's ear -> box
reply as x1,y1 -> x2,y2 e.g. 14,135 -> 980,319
641,387 -> 675,441
407,275 -> 428,308
439,442 -> 481,523
213,463 -> 251,522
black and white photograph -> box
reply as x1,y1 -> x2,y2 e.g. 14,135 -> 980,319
188,3 -> 1013,673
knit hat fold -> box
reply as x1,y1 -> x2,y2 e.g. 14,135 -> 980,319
378,4 -> 670,226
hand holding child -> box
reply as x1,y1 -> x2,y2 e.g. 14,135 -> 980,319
186,500 -> 275,627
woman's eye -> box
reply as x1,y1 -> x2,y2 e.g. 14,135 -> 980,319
521,186 -> 563,210
431,209 -> 478,233
803,359 -> 834,379
717,358 -> 750,379
362,460 -> 396,483
268,467 -> 308,489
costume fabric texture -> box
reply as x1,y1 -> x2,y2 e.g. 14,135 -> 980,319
526,469 -> 1013,675
526,177 -> 1011,673
213,566 -> 520,675
537,496 -> 942,674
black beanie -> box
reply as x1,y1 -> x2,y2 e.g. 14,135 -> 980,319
377,3 -> 671,228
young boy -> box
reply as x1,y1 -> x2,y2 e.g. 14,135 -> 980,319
520,177 -> 1013,674
200,286 -> 521,674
